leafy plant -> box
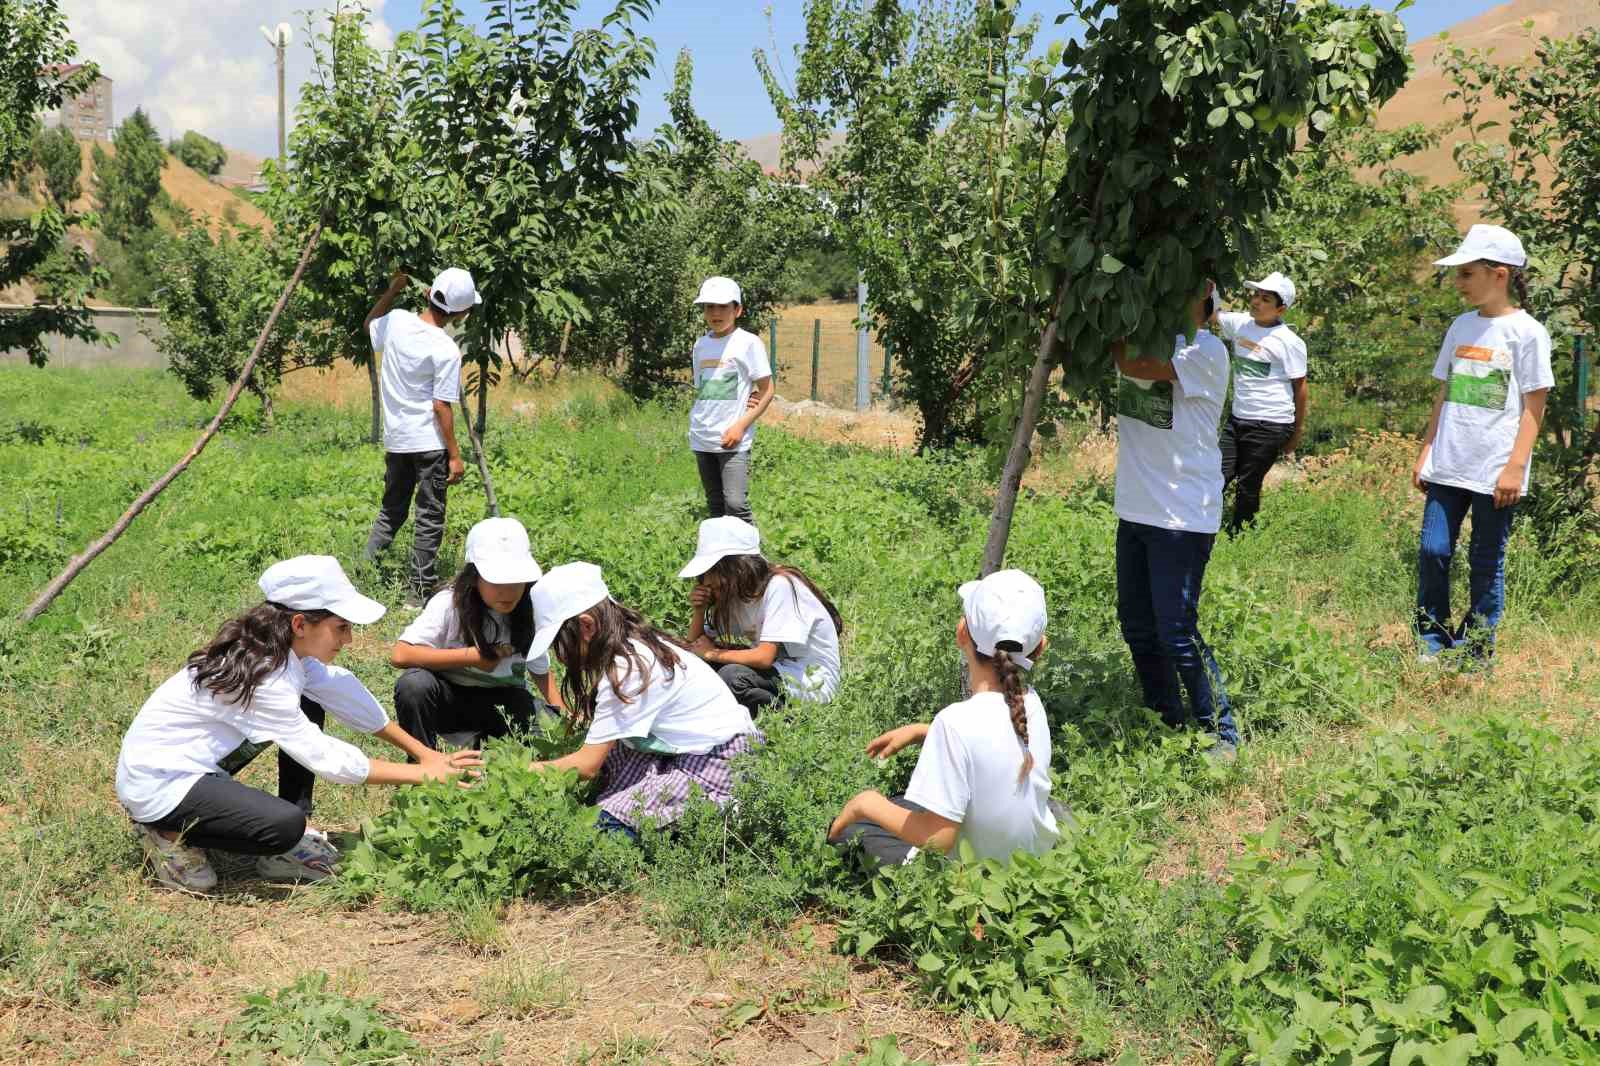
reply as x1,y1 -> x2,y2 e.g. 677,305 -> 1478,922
224,972 -> 426,1064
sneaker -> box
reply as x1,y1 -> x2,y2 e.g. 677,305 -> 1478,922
255,828 -> 339,882
137,825 -> 218,893
1205,739 -> 1239,765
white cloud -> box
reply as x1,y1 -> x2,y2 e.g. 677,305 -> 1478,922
59,0 -> 396,160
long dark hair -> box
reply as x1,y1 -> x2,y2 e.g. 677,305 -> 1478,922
704,554 -> 844,643
551,598 -> 685,728
975,642 -> 1034,784
451,563 -> 534,658
1480,259 -> 1529,307
186,602 -> 332,708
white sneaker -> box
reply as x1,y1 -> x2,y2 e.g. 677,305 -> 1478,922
255,828 -> 338,882
137,825 -> 218,893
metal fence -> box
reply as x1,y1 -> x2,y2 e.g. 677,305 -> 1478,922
763,316 -> 892,410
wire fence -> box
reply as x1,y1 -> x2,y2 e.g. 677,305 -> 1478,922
762,315 -> 892,410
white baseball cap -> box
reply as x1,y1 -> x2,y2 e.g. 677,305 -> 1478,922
678,517 -> 761,579
1434,224 -> 1527,268
527,561 -> 609,661
259,555 -> 385,625
693,276 -> 742,306
958,569 -> 1048,671
465,517 -> 542,585
429,267 -> 483,313
1243,271 -> 1297,309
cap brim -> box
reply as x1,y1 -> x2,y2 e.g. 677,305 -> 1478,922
1433,251 -> 1477,267
331,592 -> 386,626
475,556 -> 541,585
526,619 -> 564,663
472,293 -> 483,306
679,551 -> 723,579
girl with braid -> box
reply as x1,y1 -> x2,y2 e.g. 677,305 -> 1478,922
828,570 -> 1061,867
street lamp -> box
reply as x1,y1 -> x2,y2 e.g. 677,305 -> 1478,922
259,22 -> 292,163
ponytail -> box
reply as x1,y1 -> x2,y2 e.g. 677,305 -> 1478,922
978,642 -> 1034,784
187,602 -> 331,708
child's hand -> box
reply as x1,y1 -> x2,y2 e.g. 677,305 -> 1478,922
827,795 -> 863,841
1412,452 -> 1429,494
1493,462 -> 1525,508
387,270 -> 411,293
687,634 -> 717,658
865,724 -> 925,760
688,585 -> 713,608
719,425 -> 744,450
419,748 -> 483,783
745,393 -> 762,412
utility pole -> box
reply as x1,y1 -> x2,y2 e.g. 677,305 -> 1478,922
258,22 -> 293,163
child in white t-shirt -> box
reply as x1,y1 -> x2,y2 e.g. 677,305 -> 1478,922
1413,225 -> 1553,663
115,557 -> 480,893
688,276 -> 774,524
524,563 -> 760,839
390,517 -> 562,750
679,517 -> 844,713
828,570 -> 1061,867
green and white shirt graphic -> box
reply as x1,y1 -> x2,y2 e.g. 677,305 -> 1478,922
688,327 -> 773,452
398,589 -> 549,689
1117,375 -> 1174,430
1420,309 -> 1554,496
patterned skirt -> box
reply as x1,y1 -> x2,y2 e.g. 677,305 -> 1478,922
595,731 -> 762,830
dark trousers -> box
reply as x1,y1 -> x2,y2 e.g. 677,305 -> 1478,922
1115,519 -> 1238,745
694,449 -> 753,523
365,449 -> 449,595
393,668 -> 549,751
1220,415 -> 1295,532
830,796 -> 931,869
716,662 -> 784,716
145,773 -> 306,856
214,697 -> 326,815
1416,483 -> 1516,658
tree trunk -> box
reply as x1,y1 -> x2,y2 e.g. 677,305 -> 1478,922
978,280 -> 1072,577
20,221 -> 325,624
475,356 -> 489,438
249,375 -> 275,426
367,355 -> 381,444
459,396 -> 500,518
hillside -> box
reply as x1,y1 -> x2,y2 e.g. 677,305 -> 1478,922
69,137 -> 268,234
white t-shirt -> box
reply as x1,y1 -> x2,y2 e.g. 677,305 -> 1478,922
904,690 -> 1060,863
719,574 -> 841,701
116,653 -> 385,824
1421,310 -> 1554,496
1113,332 -> 1229,534
398,589 -> 550,689
688,328 -> 772,453
370,309 -> 462,454
1216,311 -> 1307,424
584,639 -> 754,755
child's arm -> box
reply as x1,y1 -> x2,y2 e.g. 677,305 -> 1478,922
366,750 -> 482,785
1286,377 -> 1309,453
718,376 -> 775,449
828,788 -> 960,853
704,642 -> 780,670
391,641 -> 505,671
687,583 -> 712,643
866,723 -> 930,758
365,271 -> 408,333
1413,382 -> 1448,494
534,669 -> 564,710
1112,341 -> 1178,383
1494,387 -> 1548,509
530,741 -> 614,781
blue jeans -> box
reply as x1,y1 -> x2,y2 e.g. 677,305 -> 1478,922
1115,519 -> 1238,745
1416,483 -> 1516,657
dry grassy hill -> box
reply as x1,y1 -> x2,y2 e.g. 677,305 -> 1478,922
68,137 -> 268,234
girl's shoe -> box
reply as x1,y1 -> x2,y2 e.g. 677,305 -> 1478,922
255,828 -> 338,882
137,825 -> 218,893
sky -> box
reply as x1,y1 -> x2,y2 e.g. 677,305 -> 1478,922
60,0 -> 1513,163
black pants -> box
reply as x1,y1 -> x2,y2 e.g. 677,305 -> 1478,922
214,697 -> 325,815
1220,416 -> 1295,533
831,797 -> 932,869
364,449 -> 449,595
716,663 -> 784,716
394,669 -> 549,751
145,773 -> 306,856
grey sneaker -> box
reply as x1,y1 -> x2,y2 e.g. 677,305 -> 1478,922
137,825 -> 218,893
255,828 -> 338,882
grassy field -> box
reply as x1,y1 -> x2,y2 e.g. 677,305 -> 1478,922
3,366 -> 1599,1064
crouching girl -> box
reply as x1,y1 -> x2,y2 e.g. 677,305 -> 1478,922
525,562 -> 760,838
680,516 -> 843,713
828,569 -> 1061,866
116,556 -> 479,893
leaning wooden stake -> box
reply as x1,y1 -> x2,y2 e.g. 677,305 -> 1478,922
458,395 -> 500,518
19,221 -> 325,624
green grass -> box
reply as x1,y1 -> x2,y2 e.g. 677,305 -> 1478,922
2,366 -> 1598,1059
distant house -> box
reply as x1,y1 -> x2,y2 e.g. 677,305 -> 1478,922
38,64 -> 113,141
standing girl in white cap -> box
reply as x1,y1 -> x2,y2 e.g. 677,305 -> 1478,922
688,276 -> 774,524
1214,270 -> 1309,532
679,516 -> 843,713
524,562 -> 759,839
115,556 -> 481,893
1413,224 -> 1552,663
827,570 -> 1060,866
390,517 -> 562,750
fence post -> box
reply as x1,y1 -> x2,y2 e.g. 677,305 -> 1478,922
881,338 -> 892,404
769,318 -> 778,383
1577,335 -> 1590,437
855,272 -> 869,411
811,319 -> 821,402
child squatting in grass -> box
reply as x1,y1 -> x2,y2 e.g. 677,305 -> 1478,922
389,517 -> 564,751
1412,224 -> 1552,665
827,569 -> 1062,867
115,556 -> 481,893
524,562 -> 762,840
680,516 -> 844,714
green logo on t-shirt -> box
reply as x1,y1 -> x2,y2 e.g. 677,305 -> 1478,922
1117,377 -> 1174,430
1232,354 -> 1272,379
1446,367 -> 1510,410
696,372 -> 739,401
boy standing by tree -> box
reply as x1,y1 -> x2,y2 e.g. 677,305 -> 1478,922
688,276 -> 774,523
363,267 -> 479,606
1214,272 -> 1309,532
